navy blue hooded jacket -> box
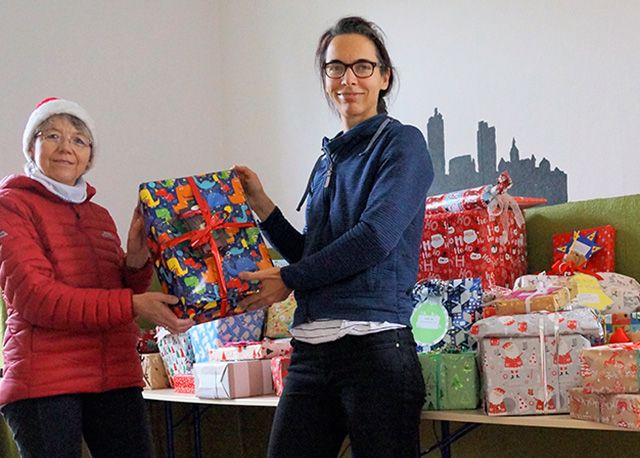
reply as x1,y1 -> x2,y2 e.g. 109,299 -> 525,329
260,113 -> 433,327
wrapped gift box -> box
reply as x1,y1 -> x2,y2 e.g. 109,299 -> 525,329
471,309 -> 602,416
470,308 -> 603,341
194,359 -> 273,399
172,374 -> 195,394
188,309 -> 265,363
271,356 -> 291,397
139,170 -> 272,324
411,279 -> 482,351
485,286 -> 572,317
568,387 -> 603,422
600,394 -> 640,430
208,338 -> 292,362
140,353 -> 171,390
580,342 -> 640,394
156,328 -> 195,381
479,334 -> 590,415
418,351 -> 479,410
552,225 -> 616,273
598,272 -> 640,314
418,172 -> 527,289
264,293 -> 297,339
604,313 -> 640,343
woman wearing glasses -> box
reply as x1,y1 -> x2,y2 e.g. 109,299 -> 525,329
0,98 -> 192,457
235,16 -> 433,458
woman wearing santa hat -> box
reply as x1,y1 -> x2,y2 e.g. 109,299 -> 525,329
0,98 -> 193,457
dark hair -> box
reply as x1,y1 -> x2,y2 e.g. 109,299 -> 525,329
315,16 -> 395,114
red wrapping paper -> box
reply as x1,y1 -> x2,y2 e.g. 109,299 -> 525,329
552,225 -> 616,273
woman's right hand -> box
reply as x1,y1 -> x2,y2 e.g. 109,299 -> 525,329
132,292 -> 193,334
233,164 -> 276,221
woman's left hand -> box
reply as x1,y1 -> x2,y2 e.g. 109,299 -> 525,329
126,207 -> 149,269
236,267 -> 292,311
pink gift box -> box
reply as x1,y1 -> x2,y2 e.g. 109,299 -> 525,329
271,356 -> 291,397
193,360 -> 273,399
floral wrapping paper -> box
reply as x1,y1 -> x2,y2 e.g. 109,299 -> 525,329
139,170 -> 272,324
580,342 -> 640,394
552,225 -> 616,273
412,279 -> 482,351
418,351 -> 479,410
172,374 -> 195,394
568,387 -> 603,421
271,356 -> 291,397
156,328 -> 195,380
418,173 -> 527,289
264,293 -> 297,339
188,309 -> 265,363
208,338 -> 292,362
193,359 -> 273,399
480,334 -> 590,416
140,353 -> 171,390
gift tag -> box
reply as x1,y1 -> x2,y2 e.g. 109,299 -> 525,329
410,297 -> 450,347
573,273 -> 613,310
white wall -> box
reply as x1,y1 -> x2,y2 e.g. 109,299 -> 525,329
1,1 -> 639,241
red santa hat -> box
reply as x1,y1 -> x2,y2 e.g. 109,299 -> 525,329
22,97 -> 97,161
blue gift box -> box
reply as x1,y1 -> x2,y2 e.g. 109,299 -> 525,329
188,309 -> 266,363
412,278 -> 482,352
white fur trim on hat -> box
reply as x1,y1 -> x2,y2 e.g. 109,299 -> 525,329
22,97 -> 97,162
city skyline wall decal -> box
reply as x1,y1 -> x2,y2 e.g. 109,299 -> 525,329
426,108 -> 567,205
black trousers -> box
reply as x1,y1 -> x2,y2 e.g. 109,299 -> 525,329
1,387 -> 153,458
268,328 -> 426,458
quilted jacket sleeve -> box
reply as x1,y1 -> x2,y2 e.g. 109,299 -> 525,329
0,192 -> 136,332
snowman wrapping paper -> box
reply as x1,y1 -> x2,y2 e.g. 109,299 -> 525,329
470,309 -> 603,416
418,172 -> 527,289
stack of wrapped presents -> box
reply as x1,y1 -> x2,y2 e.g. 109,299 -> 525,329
413,173 -> 640,430
139,169 -> 640,429
140,169 -> 297,398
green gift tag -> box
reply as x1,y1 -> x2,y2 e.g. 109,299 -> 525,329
410,298 -> 449,346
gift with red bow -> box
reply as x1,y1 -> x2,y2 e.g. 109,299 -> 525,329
139,170 -> 273,324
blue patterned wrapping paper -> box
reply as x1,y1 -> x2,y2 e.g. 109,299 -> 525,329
139,170 -> 273,324
412,278 -> 483,352
188,309 -> 266,363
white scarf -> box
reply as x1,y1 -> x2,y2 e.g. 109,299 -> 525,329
25,161 -> 88,203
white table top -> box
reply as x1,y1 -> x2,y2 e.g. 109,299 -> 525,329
142,389 -> 634,432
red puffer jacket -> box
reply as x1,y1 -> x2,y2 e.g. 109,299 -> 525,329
0,175 -> 152,406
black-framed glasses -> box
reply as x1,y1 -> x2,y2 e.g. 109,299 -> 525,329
323,59 -> 378,79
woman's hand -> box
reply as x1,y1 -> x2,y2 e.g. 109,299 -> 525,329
125,207 -> 150,269
132,292 -> 193,334
236,267 -> 292,311
233,165 -> 276,221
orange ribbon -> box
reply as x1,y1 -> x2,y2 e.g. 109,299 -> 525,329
549,259 -> 603,281
153,176 -> 255,317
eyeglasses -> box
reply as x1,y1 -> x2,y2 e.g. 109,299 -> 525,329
323,59 -> 379,79
36,130 -> 92,150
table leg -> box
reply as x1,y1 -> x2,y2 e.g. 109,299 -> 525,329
439,421 -> 451,458
165,402 -> 174,458
193,405 -> 202,458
